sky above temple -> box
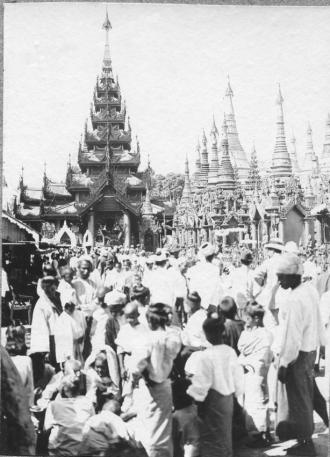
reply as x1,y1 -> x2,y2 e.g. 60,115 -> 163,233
3,2 -> 330,191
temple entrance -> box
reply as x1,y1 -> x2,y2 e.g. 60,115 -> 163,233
227,231 -> 239,245
95,213 -> 125,247
59,232 -> 71,245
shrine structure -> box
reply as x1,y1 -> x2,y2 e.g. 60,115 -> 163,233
172,84 -> 330,254
11,12 -> 164,250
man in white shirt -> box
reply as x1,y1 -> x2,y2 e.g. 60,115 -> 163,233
276,253 -> 325,456
147,253 -> 176,308
228,250 -> 254,317
187,243 -> 224,312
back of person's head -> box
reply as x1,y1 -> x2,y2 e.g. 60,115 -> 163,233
147,302 -> 169,330
59,375 -> 80,398
63,358 -> 81,375
131,285 -> 150,305
203,315 -> 225,345
172,378 -> 193,410
102,399 -> 121,415
219,296 -> 237,320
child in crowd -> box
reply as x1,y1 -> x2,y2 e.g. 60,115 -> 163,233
187,316 -> 244,457
237,302 -> 273,447
219,296 -> 245,355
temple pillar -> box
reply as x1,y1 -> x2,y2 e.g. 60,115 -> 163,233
315,218 -> 322,245
304,219 -> 310,245
223,233 -> 227,248
279,219 -> 284,241
251,223 -> 257,243
123,212 -> 131,249
238,230 -> 243,244
87,210 -> 95,247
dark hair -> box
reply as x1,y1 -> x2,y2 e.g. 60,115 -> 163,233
205,254 -> 215,263
219,296 -> 237,320
43,263 -> 57,276
131,286 -> 150,304
203,315 -> 225,341
186,291 -> 201,305
244,302 -> 265,320
146,303 -> 169,329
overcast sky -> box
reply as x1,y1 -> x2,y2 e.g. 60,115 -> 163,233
3,2 -> 330,191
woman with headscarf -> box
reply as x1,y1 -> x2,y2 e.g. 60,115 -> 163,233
84,346 -> 120,412
30,276 -> 63,382
130,302 -> 182,457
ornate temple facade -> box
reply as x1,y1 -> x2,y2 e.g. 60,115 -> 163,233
10,13 -> 164,251
172,83 -> 330,253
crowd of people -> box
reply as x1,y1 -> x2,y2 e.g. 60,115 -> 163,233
1,238 -> 330,457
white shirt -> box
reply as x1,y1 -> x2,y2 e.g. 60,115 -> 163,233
72,278 -> 97,317
279,282 -> 325,368
131,328 -> 181,383
181,309 -> 209,348
187,345 -> 244,401
228,265 -> 254,310
187,261 -> 224,310
90,307 -> 110,351
45,396 -> 95,456
148,267 -> 176,307
115,322 -> 149,356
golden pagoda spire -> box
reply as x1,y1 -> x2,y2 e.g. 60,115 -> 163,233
181,155 -> 192,204
218,117 -> 235,191
208,120 -> 220,187
200,129 -> 209,186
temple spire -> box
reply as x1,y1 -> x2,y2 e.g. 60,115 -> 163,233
320,113 -> 330,174
270,84 -> 292,179
181,156 -> 192,204
289,133 -> 301,174
245,143 -> 261,191
193,139 -> 201,190
200,129 -> 209,186
302,122 -> 318,175
102,9 -> 112,67
224,77 -> 249,182
218,118 -> 236,191
208,121 -> 220,186
142,183 -> 153,216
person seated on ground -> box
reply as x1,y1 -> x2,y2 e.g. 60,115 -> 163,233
80,399 -> 141,456
237,302 -> 273,448
6,324 -> 34,408
44,375 -> 95,456
37,358 -> 89,408
85,347 -> 120,412
172,378 -> 200,457
104,290 -> 127,351
219,296 -> 245,355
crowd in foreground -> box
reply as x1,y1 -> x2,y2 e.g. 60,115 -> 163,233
1,239 -> 330,457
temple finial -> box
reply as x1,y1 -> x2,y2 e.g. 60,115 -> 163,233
102,8 -> 112,32
102,8 -> 112,67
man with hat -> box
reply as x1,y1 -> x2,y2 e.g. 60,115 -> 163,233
104,290 -> 127,351
276,253 -> 325,456
253,238 -> 285,329
187,242 -> 224,311
147,252 -> 176,310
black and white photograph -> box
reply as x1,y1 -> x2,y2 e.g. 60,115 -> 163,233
1,2 -> 330,456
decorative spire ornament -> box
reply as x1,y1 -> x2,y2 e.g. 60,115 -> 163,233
320,113 -> 330,174
102,9 -> 112,67
218,118 -> 236,191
